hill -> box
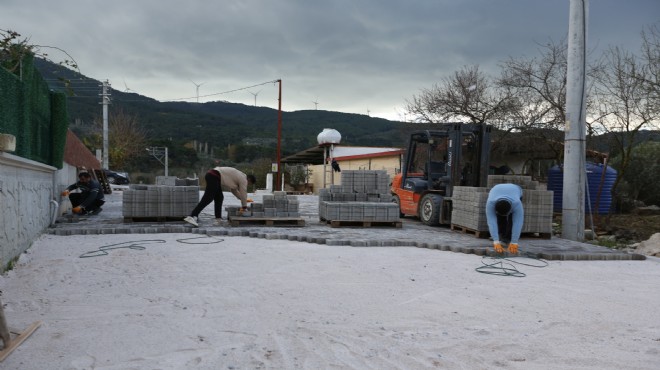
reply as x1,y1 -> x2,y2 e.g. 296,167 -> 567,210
34,58 -> 408,157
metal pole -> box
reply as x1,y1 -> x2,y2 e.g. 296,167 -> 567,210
562,0 -> 588,241
323,146 -> 327,188
101,80 -> 111,169
165,147 -> 169,177
276,79 -> 283,190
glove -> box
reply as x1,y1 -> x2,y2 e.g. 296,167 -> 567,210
72,206 -> 83,214
61,190 -> 70,197
508,243 -> 519,254
493,241 -> 504,253
246,198 -> 254,203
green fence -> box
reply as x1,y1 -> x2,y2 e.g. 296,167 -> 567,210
0,54 -> 68,168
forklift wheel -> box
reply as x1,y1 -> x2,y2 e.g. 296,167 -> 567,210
419,193 -> 442,226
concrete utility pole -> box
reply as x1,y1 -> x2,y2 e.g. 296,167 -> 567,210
562,0 -> 588,241
100,80 -> 111,169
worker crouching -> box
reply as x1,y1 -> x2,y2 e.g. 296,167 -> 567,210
61,170 -> 105,215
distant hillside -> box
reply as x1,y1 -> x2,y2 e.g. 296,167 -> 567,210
34,58 -> 408,156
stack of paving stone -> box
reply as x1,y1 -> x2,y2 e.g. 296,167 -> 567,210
122,184 -> 200,219
226,191 -> 300,218
156,176 -> 199,186
318,170 -> 399,223
450,175 -> 554,235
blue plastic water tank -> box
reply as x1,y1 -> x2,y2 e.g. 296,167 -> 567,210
547,163 -> 617,214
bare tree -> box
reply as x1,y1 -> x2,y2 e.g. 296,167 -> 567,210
498,39 -> 570,131
639,23 -> 660,115
591,43 -> 659,208
92,109 -> 148,169
405,65 -> 515,128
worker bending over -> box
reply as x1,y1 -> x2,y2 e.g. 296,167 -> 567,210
184,166 -> 256,227
485,183 -> 524,254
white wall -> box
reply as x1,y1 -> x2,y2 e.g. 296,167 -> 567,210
0,152 -> 58,271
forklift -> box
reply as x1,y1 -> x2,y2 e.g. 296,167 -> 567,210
391,123 -> 492,225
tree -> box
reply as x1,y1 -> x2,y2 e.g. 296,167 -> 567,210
91,109 -> 148,169
639,23 -> 660,116
591,41 -> 660,211
1,29 -> 78,77
498,39 -> 571,131
610,141 -> 660,207
405,65 -> 515,128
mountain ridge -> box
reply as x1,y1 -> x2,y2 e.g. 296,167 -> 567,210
34,58 -> 408,156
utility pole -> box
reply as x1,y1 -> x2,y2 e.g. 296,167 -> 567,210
562,0 -> 588,241
276,79 -> 283,191
100,80 -> 111,169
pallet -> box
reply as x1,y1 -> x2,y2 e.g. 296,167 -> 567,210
450,224 -> 490,238
123,216 -> 186,223
325,219 -> 403,228
228,216 -> 306,227
450,224 -> 552,240
0,321 -> 42,362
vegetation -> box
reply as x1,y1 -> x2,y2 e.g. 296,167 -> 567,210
405,24 -> 660,209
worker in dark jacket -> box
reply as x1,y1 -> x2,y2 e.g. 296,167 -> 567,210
486,183 -> 524,254
61,170 -> 105,215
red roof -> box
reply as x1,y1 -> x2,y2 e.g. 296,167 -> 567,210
63,129 -> 101,171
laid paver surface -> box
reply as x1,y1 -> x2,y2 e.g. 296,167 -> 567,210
50,189 -> 644,261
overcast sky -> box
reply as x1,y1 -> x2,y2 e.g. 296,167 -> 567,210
1,0 -> 658,120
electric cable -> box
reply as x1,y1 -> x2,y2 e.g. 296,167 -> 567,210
79,239 -> 166,258
476,251 -> 548,277
175,236 -> 225,244
79,236 -> 225,258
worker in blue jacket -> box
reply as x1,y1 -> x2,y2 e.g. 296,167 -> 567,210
486,183 -> 524,254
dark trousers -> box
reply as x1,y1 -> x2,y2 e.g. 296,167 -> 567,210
69,193 -> 105,210
497,213 -> 513,244
191,172 -> 224,218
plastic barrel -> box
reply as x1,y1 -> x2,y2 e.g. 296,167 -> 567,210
547,163 -> 617,214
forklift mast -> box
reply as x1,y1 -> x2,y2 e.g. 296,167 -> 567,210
400,123 -> 491,196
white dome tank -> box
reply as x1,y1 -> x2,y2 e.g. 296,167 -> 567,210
317,128 -> 341,145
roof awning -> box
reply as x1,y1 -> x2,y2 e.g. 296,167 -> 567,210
282,145 -> 405,165
281,146 -> 328,165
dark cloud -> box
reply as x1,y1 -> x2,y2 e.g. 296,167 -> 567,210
2,0 -> 657,119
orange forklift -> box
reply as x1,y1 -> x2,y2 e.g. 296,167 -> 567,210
391,123 -> 492,225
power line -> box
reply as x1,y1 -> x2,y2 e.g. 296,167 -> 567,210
165,79 -> 280,102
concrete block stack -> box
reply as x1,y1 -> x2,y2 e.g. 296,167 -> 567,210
450,175 -> 554,235
318,170 -> 399,222
450,186 -> 490,231
122,184 -> 200,218
226,191 -> 300,218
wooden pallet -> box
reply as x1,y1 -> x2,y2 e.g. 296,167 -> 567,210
325,219 -> 403,228
0,321 -> 42,362
123,216 -> 186,223
450,224 -> 490,238
228,216 -> 306,227
450,224 -> 552,240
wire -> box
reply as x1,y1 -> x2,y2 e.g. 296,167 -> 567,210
78,236 -> 225,258
164,79 -> 279,102
476,251 -> 548,277
176,236 -> 225,244
79,239 -> 166,258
